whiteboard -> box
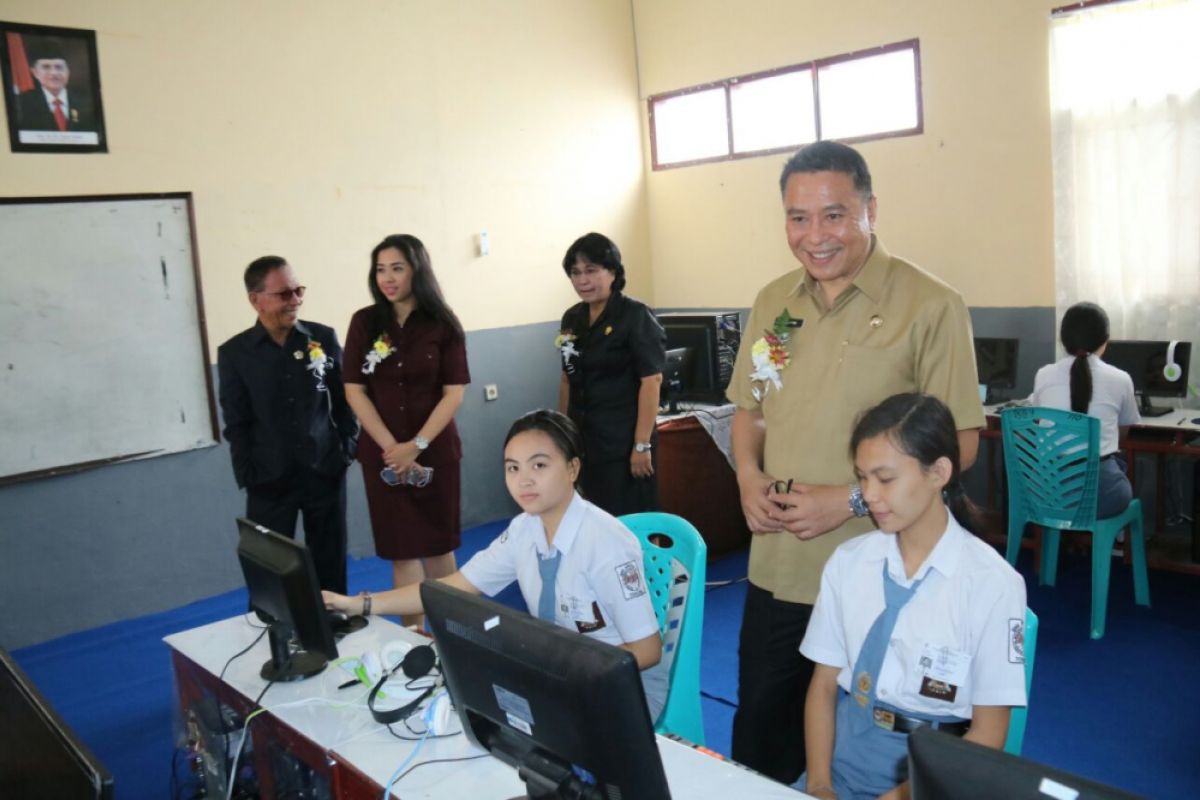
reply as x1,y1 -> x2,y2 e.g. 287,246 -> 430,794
0,194 -> 217,481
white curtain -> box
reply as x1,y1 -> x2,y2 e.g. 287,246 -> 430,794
1050,0 -> 1200,399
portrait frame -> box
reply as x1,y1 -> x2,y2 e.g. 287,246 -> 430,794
1,21 -> 107,154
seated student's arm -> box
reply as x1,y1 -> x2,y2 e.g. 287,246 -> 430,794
964,704 -> 1010,749
619,632 -> 662,671
322,571 -> 481,618
804,664 -> 841,800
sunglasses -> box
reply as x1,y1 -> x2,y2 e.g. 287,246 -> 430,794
259,286 -> 307,301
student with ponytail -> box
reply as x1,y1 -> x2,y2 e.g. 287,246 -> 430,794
796,393 -> 1026,800
1031,302 -> 1139,518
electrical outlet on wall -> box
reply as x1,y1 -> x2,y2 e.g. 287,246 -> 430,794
484,384 -> 499,401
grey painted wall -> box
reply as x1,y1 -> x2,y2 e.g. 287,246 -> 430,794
0,320 -> 560,650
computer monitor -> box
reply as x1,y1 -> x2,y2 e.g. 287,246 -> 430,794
974,337 -> 1020,404
236,518 -> 339,682
660,346 -> 694,413
1100,340 -> 1192,417
657,312 -> 741,404
421,581 -> 672,800
0,648 -> 113,800
908,727 -> 1143,800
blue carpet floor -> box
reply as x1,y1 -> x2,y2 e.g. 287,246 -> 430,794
11,523 -> 1200,798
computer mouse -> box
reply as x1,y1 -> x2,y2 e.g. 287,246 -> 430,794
328,610 -> 349,624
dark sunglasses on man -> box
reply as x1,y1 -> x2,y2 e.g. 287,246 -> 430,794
259,286 -> 306,301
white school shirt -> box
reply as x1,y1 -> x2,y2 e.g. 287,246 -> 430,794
800,514 -> 1027,720
1032,355 -> 1140,456
459,492 -> 660,648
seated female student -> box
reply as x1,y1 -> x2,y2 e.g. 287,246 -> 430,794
1032,301 -> 1140,518
797,393 -> 1026,800
323,409 -> 666,718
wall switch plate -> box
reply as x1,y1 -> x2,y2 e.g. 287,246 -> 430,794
484,384 -> 498,401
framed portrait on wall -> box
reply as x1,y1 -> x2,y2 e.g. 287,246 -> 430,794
1,21 -> 107,153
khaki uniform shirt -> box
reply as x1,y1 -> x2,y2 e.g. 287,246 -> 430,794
727,237 -> 984,604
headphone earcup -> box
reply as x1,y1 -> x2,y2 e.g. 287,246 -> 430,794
367,643 -> 439,726
401,644 -> 437,679
1164,341 -> 1182,381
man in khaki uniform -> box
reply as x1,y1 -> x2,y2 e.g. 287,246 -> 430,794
728,141 -> 984,783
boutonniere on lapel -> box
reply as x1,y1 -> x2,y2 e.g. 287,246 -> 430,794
306,339 -> 329,390
555,332 -> 580,374
362,333 -> 396,375
749,309 -> 799,401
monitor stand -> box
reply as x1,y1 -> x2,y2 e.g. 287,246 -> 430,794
509,752 -> 604,800
260,623 -> 329,682
1137,392 -> 1174,418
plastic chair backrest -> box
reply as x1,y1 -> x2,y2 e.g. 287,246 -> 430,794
619,512 -> 707,744
1000,407 -> 1102,531
1003,608 -> 1038,755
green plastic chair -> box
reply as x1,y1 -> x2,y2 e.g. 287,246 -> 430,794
1003,608 -> 1038,755
619,512 -> 707,745
1000,407 -> 1150,639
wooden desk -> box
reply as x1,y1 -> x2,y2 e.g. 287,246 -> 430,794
166,615 -> 809,799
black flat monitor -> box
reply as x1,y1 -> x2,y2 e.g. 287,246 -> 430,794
421,581 -> 671,800
908,727 -> 1143,800
0,648 -> 113,800
657,311 -> 741,404
236,518 -> 339,682
974,337 -> 1020,404
1100,339 -> 1192,417
660,346 -> 694,414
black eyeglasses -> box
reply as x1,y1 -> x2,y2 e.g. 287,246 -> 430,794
259,286 -> 306,300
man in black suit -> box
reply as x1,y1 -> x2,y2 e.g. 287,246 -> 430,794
217,256 -> 359,593
16,41 -> 94,132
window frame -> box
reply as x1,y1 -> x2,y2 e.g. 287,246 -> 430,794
648,38 -> 923,171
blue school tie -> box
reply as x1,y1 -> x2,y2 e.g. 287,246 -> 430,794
851,561 -> 927,709
536,550 -> 562,621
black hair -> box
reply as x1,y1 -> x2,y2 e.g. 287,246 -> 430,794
243,255 -> 288,292
504,410 -> 584,485
779,140 -> 873,199
26,38 -> 69,66
367,234 -> 464,343
850,392 -> 982,535
1059,302 -> 1109,414
561,232 -> 626,293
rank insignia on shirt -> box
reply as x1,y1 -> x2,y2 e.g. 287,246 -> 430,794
919,676 -> 958,702
604,325 -> 613,335
1008,618 -> 1025,664
869,315 -> 884,329
615,560 -> 646,599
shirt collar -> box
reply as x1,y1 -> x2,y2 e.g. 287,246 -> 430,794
792,235 -> 890,304
41,86 -> 68,109
250,319 -> 311,345
876,511 -> 969,585
536,491 -> 586,556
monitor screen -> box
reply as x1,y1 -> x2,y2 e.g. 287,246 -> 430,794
421,580 -> 672,800
1100,340 -> 1192,399
0,648 -> 113,800
908,727 -> 1143,800
974,337 -> 1020,393
236,518 -> 338,682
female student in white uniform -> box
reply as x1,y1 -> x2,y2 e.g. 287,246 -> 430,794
797,393 -> 1027,800
322,409 -> 667,718
1032,301 -> 1140,518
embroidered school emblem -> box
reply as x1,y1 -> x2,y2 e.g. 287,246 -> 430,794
1008,618 -> 1025,664
615,561 -> 646,599
855,670 -> 873,704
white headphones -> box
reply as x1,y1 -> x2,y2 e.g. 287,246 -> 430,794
1164,341 -> 1182,382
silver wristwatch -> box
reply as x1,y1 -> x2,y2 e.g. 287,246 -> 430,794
412,435 -> 429,451
848,485 -> 870,517
634,441 -> 652,453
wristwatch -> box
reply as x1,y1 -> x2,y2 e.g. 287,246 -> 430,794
412,435 -> 429,451
848,485 -> 870,518
634,441 -> 652,453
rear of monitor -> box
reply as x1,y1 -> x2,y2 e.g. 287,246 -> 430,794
908,727 -> 1143,800
657,312 -> 741,405
421,580 -> 672,800
1101,340 -> 1192,417
0,648 -> 113,800
661,346 -> 694,413
235,518 -> 338,682
974,337 -> 1020,404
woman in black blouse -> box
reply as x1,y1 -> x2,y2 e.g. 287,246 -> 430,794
558,233 -> 666,516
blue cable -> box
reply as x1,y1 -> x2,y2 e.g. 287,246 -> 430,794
379,691 -> 441,799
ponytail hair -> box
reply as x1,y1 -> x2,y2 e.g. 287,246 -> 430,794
850,392 -> 983,535
1059,302 -> 1109,414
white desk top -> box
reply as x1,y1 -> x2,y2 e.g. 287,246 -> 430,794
985,403 -> 1200,433
165,615 -> 808,800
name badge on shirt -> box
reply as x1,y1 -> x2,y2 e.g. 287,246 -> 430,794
564,595 -> 607,633
917,643 -> 970,702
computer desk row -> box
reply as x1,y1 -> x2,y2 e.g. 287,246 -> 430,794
981,405 -> 1200,565
165,614 -> 808,800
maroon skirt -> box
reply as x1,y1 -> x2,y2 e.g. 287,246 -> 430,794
359,455 -> 461,560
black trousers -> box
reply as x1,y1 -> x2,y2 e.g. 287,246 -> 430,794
580,456 -> 658,517
731,581 -> 815,784
246,466 -> 348,595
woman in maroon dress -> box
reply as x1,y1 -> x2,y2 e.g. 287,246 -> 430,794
343,234 -> 470,626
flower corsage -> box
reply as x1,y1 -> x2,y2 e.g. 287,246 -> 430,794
362,333 -> 396,375
307,339 -> 329,390
555,332 -> 580,373
749,309 -> 795,401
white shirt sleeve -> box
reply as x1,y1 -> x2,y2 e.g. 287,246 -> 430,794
966,570 -> 1028,708
459,526 -> 521,597
799,550 -> 849,670
589,542 -> 661,644
1116,372 -> 1141,426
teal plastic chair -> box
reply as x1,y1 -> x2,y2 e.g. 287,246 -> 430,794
1003,608 -> 1038,755
619,512 -> 707,745
1000,407 -> 1150,638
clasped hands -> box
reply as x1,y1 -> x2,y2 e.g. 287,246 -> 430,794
381,440 -> 420,472
737,470 -> 852,540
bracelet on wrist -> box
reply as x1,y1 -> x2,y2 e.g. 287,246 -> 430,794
359,591 -> 372,617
